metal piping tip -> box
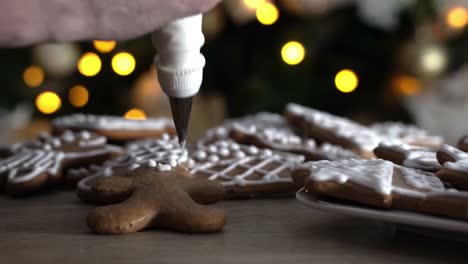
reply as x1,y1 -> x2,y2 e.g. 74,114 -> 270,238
169,96 -> 193,149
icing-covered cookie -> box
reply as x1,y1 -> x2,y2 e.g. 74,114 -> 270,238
436,144 -> 468,190
85,166 -> 225,234
198,112 -> 359,161
0,130 -> 120,195
457,135 -> 468,152
52,114 -> 175,143
284,103 -> 381,158
373,142 -> 441,172
294,159 -> 394,208
188,139 -> 305,198
77,134 -> 188,202
296,158 -> 468,221
370,122 -> 444,147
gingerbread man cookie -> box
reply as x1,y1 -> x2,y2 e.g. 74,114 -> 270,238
373,142 -> 441,172
77,134 -> 188,202
0,130 -> 120,195
436,144 -> 468,190
370,122 -> 443,147
284,103 -> 381,158
188,139 -> 305,198
52,114 -> 175,143
85,166 -> 225,234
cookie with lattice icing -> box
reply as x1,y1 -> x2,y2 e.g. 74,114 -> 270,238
84,165 -> 225,234
188,139 -> 305,198
373,142 -> 441,172
436,144 -> 468,190
370,122 -> 443,147
52,114 -> 175,143
284,103 -> 381,158
77,134 -> 189,202
391,165 -> 468,221
457,135 -> 468,152
198,112 -> 359,161
0,130 -> 120,195
295,159 -> 394,208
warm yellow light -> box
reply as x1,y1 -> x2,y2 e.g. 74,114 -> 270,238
243,0 -> 265,9
281,41 -> 306,65
420,46 -> 447,75
447,6 -> 468,29
35,91 -> 61,114
77,52 -> 102,77
93,40 -> 116,53
124,108 -> 147,120
68,85 -> 89,108
335,69 -> 359,93
112,52 -> 136,76
392,75 -> 422,96
23,66 -> 45,88
256,2 -> 279,25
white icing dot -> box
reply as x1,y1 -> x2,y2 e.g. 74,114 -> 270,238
62,131 -> 75,142
219,148 -> 230,157
234,151 -> 246,159
208,155 -> 220,162
208,145 -> 218,153
262,149 -> 273,156
247,146 -> 259,155
51,139 -> 61,148
194,151 -> 207,160
162,133 -> 170,140
169,159 -> 178,167
80,131 -> 91,140
157,163 -> 172,171
229,143 -> 240,150
218,141 -> 229,148
43,144 -> 52,151
147,160 -> 157,168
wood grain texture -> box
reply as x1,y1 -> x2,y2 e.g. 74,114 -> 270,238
0,191 -> 467,264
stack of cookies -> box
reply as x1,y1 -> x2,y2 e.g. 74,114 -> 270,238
1,105 -> 467,235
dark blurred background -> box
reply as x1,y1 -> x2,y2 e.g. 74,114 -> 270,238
0,0 -> 467,143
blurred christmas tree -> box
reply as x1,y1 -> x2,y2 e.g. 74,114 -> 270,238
0,0 -> 467,128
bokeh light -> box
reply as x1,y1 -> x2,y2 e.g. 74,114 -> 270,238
68,85 -> 89,108
23,66 -> 45,88
446,6 -> 468,29
243,0 -> 264,9
419,46 -> 447,76
35,91 -> 61,114
392,75 -> 422,96
77,52 -> 102,77
112,52 -> 136,76
256,2 -> 279,25
124,108 -> 147,120
281,41 -> 306,65
335,69 -> 359,93
93,40 -> 116,53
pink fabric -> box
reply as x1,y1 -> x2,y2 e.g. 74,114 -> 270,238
0,0 -> 220,46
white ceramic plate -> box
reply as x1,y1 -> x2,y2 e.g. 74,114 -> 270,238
296,188 -> 468,235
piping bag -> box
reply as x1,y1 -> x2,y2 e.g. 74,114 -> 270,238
152,14 -> 205,148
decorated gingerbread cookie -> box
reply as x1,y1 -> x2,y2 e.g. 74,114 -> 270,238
284,103 -> 381,158
294,159 -> 394,208
85,166 -> 225,234
373,142 -> 441,172
436,144 -> 468,190
52,114 -> 175,143
199,112 -> 359,161
188,139 -> 305,198
457,135 -> 468,152
77,134 -> 189,202
370,122 -> 444,147
392,165 -> 468,221
0,130 -> 120,195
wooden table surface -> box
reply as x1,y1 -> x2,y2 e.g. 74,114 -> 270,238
0,190 -> 467,264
